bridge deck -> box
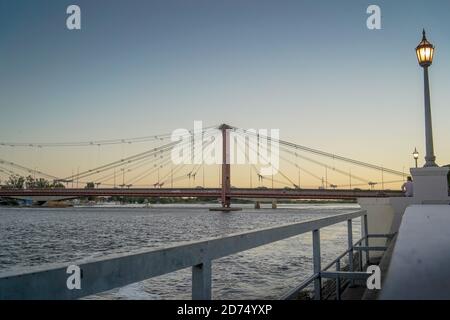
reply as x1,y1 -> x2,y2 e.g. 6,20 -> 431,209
0,188 -> 404,200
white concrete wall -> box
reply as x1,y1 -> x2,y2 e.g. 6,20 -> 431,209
410,167 -> 449,200
357,198 -> 396,258
380,205 -> 450,299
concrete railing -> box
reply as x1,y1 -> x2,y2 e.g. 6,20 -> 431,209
380,205 -> 450,299
0,210 -> 367,300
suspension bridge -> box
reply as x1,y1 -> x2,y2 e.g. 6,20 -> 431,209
0,124 -> 406,206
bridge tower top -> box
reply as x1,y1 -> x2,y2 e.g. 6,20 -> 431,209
218,124 -> 232,130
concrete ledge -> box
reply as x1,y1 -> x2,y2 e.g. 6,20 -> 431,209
380,205 -> 450,299
410,167 -> 450,176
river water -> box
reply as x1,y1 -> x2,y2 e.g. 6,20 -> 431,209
0,203 -> 361,299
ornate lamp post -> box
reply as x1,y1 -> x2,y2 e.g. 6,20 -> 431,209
413,148 -> 419,168
415,30 -> 437,167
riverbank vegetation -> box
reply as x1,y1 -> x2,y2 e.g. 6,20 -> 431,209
0,175 -> 65,189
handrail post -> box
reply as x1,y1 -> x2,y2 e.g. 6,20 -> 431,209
312,229 -> 321,300
359,243 -> 363,271
347,219 -> 354,271
363,214 -> 370,267
192,261 -> 212,300
335,260 -> 341,300
347,219 -> 354,286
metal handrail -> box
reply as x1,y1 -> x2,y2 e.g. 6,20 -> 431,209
281,233 -> 394,300
0,209 -> 367,300
280,236 -> 364,300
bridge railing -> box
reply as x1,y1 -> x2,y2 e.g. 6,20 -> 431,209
0,209 -> 373,300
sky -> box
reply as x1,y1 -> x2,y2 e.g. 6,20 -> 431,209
0,0 -> 449,188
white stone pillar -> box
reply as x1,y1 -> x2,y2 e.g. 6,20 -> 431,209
410,167 -> 449,200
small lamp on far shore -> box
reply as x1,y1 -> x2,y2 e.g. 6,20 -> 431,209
413,148 -> 419,168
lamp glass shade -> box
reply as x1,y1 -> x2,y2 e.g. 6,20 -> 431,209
416,46 -> 434,66
416,31 -> 434,67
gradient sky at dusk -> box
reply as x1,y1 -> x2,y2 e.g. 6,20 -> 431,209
1,0 -> 450,187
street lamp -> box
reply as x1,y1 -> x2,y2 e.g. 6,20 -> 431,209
413,148 -> 419,168
416,29 -> 437,167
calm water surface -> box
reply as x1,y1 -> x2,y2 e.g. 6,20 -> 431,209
0,203 -> 361,299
